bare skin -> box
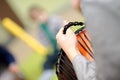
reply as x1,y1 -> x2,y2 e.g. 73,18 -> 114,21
56,21 -> 80,62
8,63 -> 19,74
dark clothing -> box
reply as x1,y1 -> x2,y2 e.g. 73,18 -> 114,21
44,49 -> 59,69
0,46 -> 15,67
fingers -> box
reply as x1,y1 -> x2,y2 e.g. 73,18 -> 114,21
56,20 -> 75,39
59,20 -> 68,34
66,28 -> 74,34
63,20 -> 74,35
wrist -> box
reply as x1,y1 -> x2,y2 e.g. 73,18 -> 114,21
66,48 -> 80,62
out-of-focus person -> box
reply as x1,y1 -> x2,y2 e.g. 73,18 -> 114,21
29,6 -> 62,80
0,45 -> 24,80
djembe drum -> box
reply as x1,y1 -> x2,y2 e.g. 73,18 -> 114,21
56,21 -> 94,80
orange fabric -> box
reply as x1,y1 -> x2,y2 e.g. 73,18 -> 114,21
77,43 -> 94,61
84,30 -> 91,41
76,29 -> 94,61
81,32 -> 94,53
77,34 -> 91,54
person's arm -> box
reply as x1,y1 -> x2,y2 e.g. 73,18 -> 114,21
56,22 -> 95,80
56,21 -> 79,61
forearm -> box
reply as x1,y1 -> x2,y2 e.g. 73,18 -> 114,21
63,47 -> 96,80
64,47 -> 79,62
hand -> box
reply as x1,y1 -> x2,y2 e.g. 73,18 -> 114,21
9,63 -> 25,80
56,21 -> 80,61
8,63 -> 19,74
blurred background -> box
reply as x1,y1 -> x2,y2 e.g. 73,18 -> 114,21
0,0 -> 82,80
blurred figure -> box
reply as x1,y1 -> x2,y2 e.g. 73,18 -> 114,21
0,45 -> 24,80
72,0 -> 81,12
29,6 -> 62,80
73,0 -> 120,80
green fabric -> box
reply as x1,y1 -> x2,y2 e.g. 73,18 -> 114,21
40,23 -> 57,50
71,24 -> 84,32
